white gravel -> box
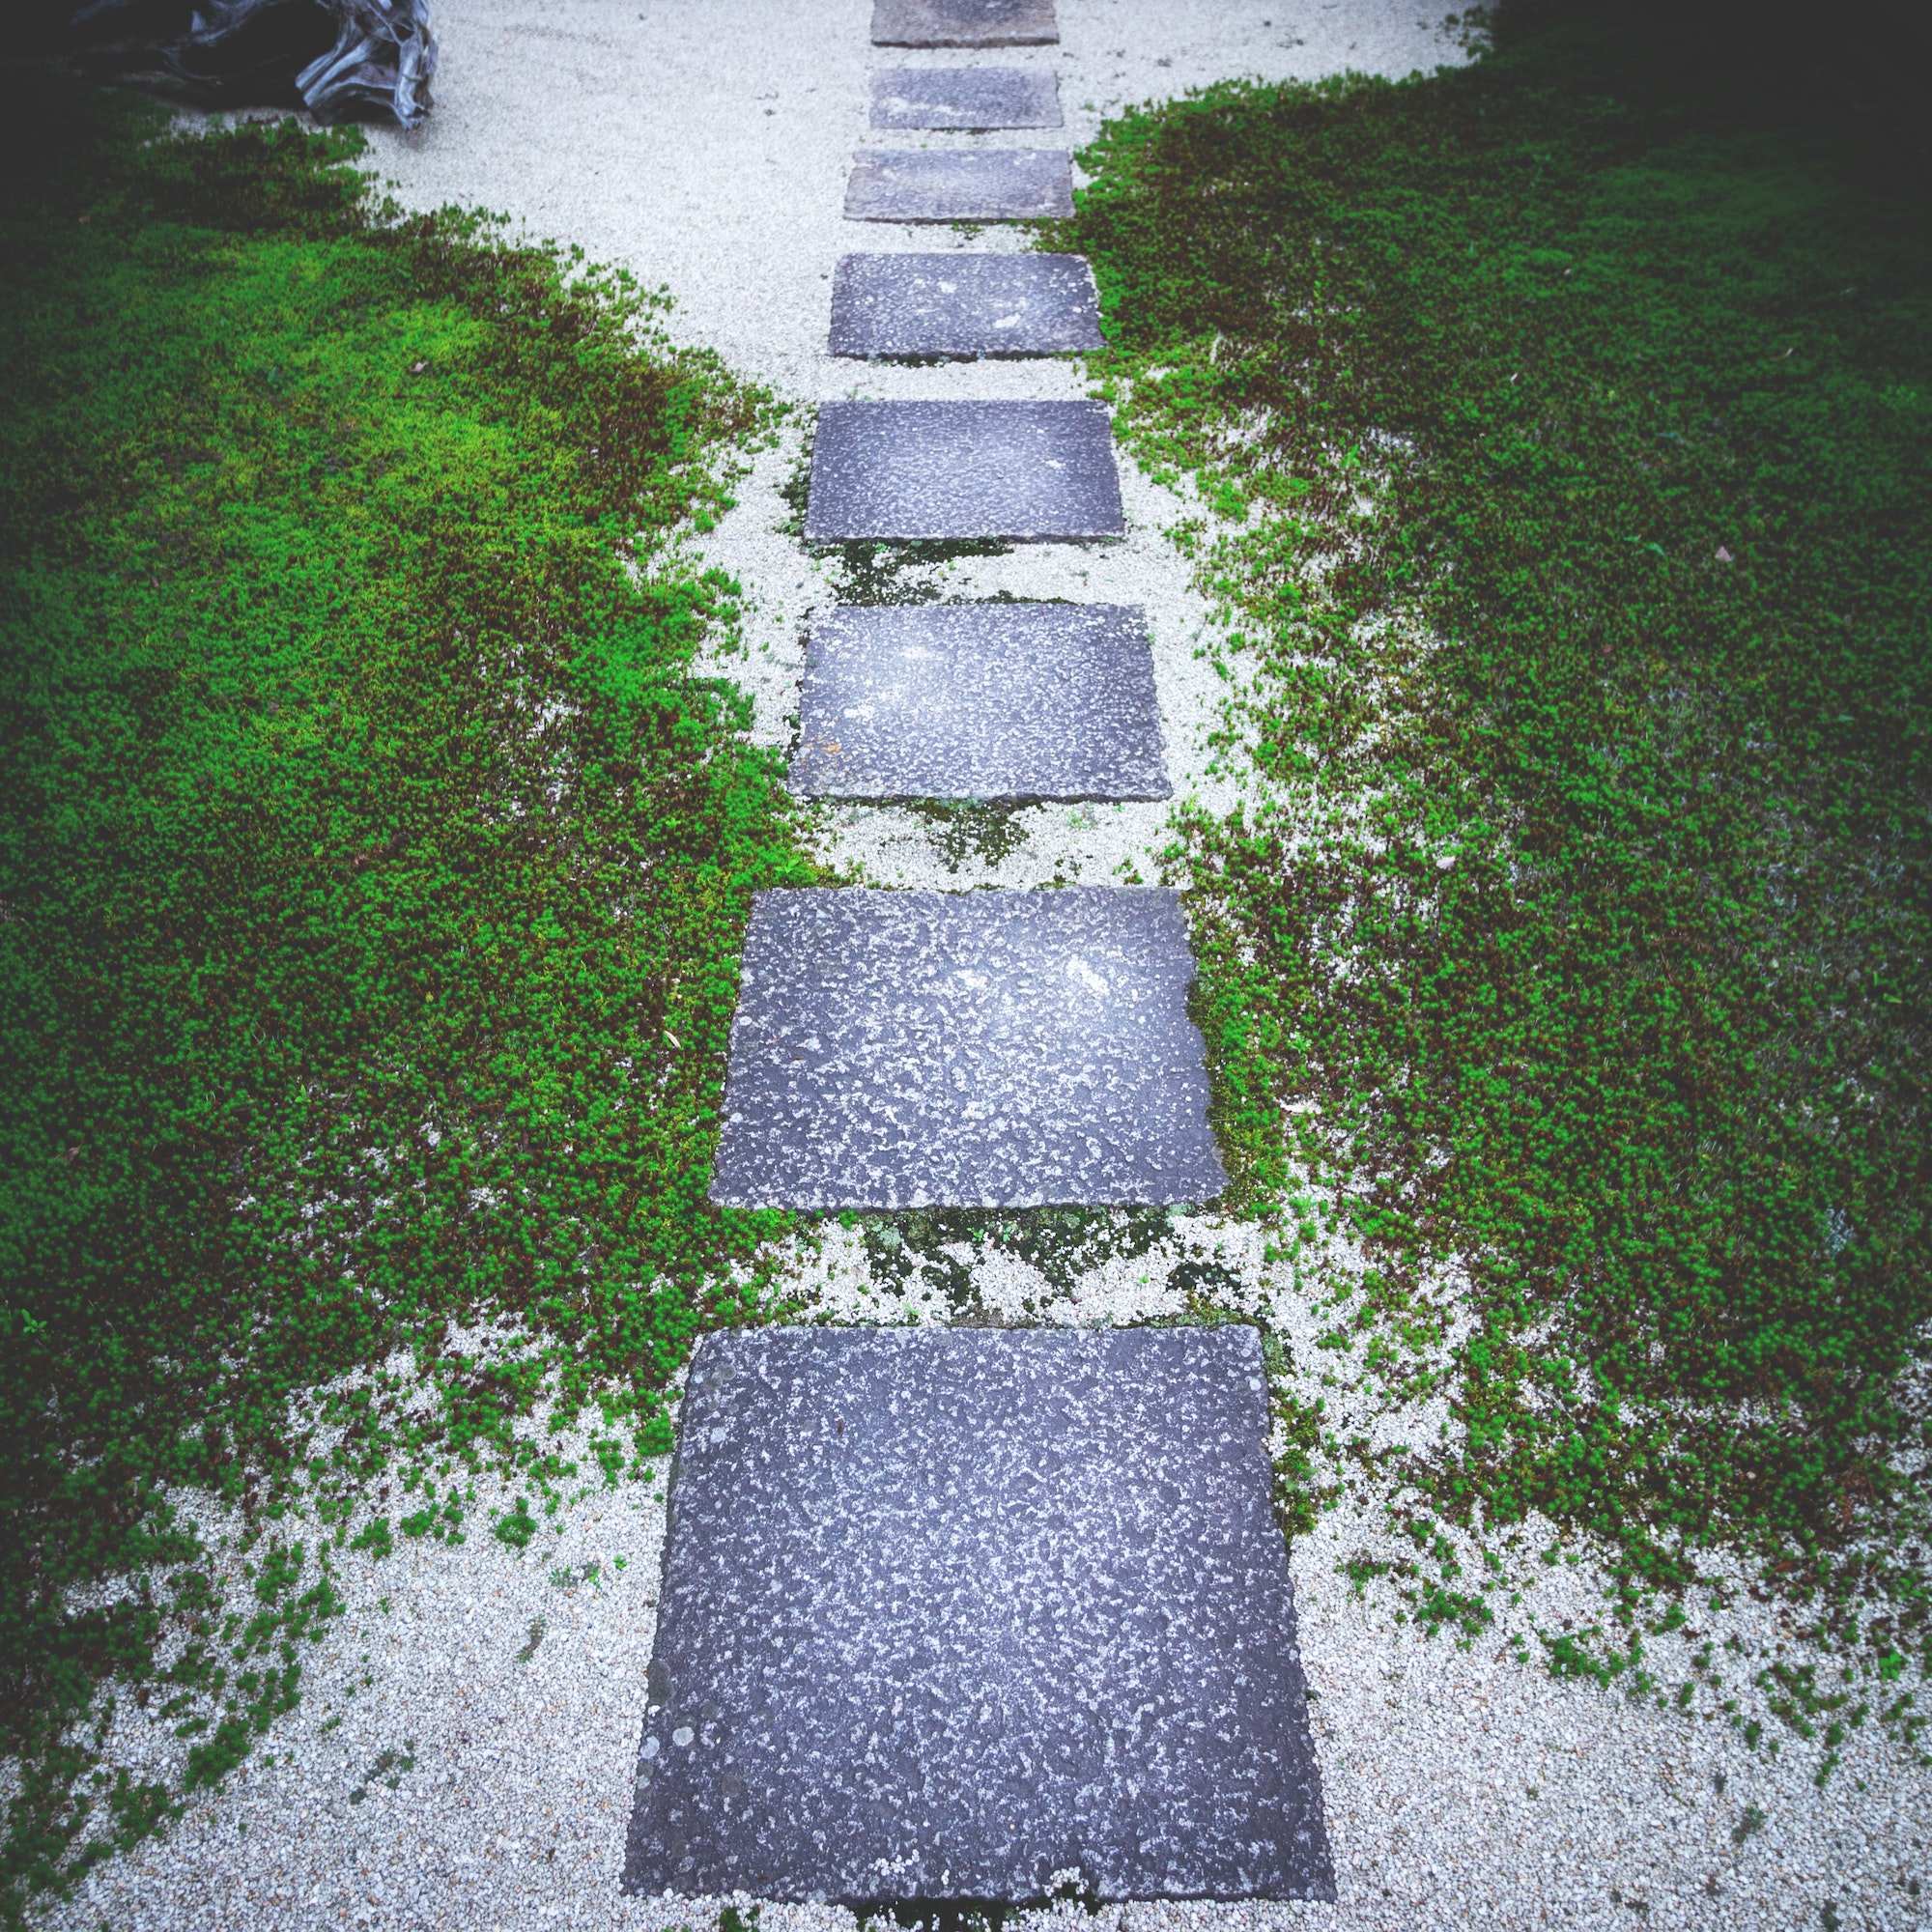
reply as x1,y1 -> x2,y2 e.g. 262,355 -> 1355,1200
39,1 -> 1932,1928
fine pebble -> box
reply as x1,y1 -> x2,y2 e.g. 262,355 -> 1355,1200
43,3 -> 1932,1931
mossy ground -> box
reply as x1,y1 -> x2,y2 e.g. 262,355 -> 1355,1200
0,79 -> 812,1917
1052,0 -> 1930,1714
6,0 -> 1930,1910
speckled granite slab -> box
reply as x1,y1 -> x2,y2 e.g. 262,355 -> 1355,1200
869,67 -> 1061,128
845,150 -> 1074,223
830,253 -> 1102,359
708,888 -> 1225,1208
870,0 -> 1058,46
804,400 -> 1123,543
622,1326 -> 1333,1904
789,603 -> 1169,802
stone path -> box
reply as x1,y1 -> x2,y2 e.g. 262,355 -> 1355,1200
722,3 -> 1213,1215
667,0 -> 1325,1909
709,888 -> 1222,1209
870,0 -> 1062,49
869,67 -> 1063,129
828,252 -> 1102,360
845,148 -> 1076,220
803,399 -> 1122,541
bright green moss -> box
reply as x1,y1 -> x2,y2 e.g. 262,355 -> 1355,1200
0,80 -> 809,1913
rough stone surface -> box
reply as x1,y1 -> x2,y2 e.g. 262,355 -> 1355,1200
869,67 -> 1061,129
870,0 -> 1058,47
789,603 -> 1169,803
830,252 -> 1101,360
845,149 -> 1073,223
622,1325 -> 1332,1904
709,888 -> 1226,1208
804,401 -> 1123,543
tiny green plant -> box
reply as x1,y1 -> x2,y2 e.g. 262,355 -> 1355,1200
1052,0 -> 1931,1674
494,1498 -> 539,1551
350,1519 -> 393,1559
347,1742 -> 416,1805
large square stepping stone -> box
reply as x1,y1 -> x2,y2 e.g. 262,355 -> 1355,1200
622,1326 -> 1334,1904
871,0 -> 1058,46
846,150 -> 1074,223
870,67 -> 1062,128
789,603 -> 1169,803
708,888 -> 1226,1208
830,253 -> 1102,359
804,400 -> 1122,543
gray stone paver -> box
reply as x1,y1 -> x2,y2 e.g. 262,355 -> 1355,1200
803,399 -> 1123,542
870,0 -> 1058,47
622,1325 -> 1333,1904
845,148 -> 1074,222
830,252 -> 1102,359
708,888 -> 1226,1208
869,66 -> 1062,128
789,602 -> 1169,802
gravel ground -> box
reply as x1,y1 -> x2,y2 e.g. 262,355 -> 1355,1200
42,2 -> 1932,1928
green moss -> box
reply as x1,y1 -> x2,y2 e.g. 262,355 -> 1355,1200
0,79 -> 806,1915
1056,0 -> 1930,1643
855,1206 -> 1177,1318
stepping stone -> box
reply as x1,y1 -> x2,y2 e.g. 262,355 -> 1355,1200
830,252 -> 1102,359
804,400 -> 1123,543
789,603 -> 1169,803
845,149 -> 1074,223
870,0 -> 1058,46
622,1325 -> 1334,1903
869,67 -> 1062,129
708,888 -> 1226,1208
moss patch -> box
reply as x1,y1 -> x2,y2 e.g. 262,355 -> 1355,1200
0,80 -> 807,1915
1056,0 -> 1930,1665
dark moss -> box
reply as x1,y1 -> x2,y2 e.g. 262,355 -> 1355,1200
1055,0 -> 1932,1647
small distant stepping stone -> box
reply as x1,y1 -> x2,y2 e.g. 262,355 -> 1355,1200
804,400 -> 1122,543
789,603 -> 1169,803
622,1325 -> 1333,1902
870,67 -> 1061,128
846,149 -> 1073,223
708,888 -> 1226,1208
870,0 -> 1058,46
830,252 -> 1101,359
